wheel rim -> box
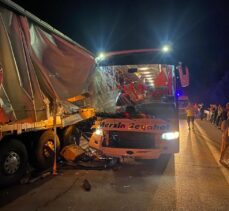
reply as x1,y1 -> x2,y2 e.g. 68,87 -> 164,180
43,140 -> 55,158
4,151 -> 21,175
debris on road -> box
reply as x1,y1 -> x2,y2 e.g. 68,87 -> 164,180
60,145 -> 85,162
82,179 -> 91,191
123,185 -> 130,188
19,143 -> 120,185
60,143 -> 120,170
28,171 -> 52,184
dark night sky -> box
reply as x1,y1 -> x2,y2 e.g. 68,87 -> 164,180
13,0 -> 229,103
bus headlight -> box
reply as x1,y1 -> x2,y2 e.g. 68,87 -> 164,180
161,131 -> 179,140
95,128 -> 103,136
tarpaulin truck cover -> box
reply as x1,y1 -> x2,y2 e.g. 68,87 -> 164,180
0,0 -> 95,123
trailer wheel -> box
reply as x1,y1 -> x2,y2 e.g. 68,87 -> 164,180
0,139 -> 28,187
62,125 -> 81,147
35,130 -> 60,170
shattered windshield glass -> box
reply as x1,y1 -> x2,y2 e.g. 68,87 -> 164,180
136,103 -> 177,119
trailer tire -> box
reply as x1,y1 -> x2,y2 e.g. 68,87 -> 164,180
0,139 -> 28,187
62,125 -> 81,147
35,130 -> 60,170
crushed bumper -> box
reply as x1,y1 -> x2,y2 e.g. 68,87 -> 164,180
101,147 -> 162,159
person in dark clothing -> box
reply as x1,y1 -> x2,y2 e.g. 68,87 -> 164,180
200,104 -> 205,120
219,111 -> 229,165
210,107 -> 216,123
221,103 -> 229,122
213,106 -> 218,124
216,104 -> 223,128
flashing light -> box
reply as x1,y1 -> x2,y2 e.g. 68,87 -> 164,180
176,90 -> 182,97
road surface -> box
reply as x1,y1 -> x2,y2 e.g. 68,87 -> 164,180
1,119 -> 229,211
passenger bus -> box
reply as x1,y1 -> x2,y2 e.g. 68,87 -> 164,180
89,63 -> 180,159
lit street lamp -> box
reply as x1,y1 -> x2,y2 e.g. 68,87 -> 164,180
162,45 -> 171,53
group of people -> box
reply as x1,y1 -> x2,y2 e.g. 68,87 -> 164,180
185,102 -> 229,166
207,104 -> 229,129
206,103 -> 229,165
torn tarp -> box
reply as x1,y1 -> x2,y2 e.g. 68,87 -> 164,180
0,6 -> 95,123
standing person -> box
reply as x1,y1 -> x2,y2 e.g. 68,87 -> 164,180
213,105 -> 218,124
216,104 -> 223,128
219,111 -> 229,165
208,105 -> 213,121
200,103 -> 205,120
210,106 -> 216,123
222,102 -> 229,122
186,103 -> 195,130
194,103 -> 199,117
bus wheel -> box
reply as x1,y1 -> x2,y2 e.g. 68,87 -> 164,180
0,139 -> 28,187
35,130 -> 60,170
62,125 -> 81,147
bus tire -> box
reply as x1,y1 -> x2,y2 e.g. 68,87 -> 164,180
35,130 -> 60,170
62,125 -> 81,147
0,139 -> 28,187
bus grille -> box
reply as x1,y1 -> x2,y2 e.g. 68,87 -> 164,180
105,131 -> 155,149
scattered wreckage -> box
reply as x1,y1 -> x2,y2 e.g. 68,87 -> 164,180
0,0 -> 181,187
89,103 -> 179,160
20,61 -> 181,185
88,63 -> 180,161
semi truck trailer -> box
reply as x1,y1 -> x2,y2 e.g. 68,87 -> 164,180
0,0 -> 96,187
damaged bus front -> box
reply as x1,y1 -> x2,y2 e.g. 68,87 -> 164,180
89,64 -> 179,159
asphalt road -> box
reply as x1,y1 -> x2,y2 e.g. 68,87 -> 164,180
1,119 -> 229,211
